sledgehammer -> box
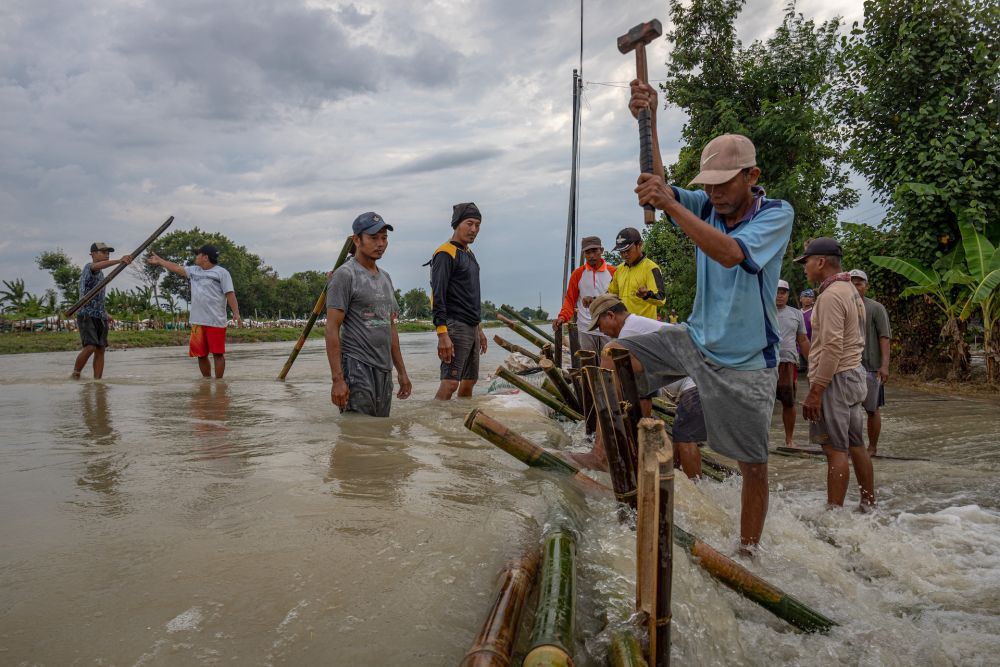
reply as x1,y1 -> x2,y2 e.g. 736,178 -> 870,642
618,19 -> 663,226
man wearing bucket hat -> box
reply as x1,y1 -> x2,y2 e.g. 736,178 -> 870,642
324,212 -> 411,417
611,80 -> 795,554
71,242 -> 133,379
849,268 -> 891,455
554,235 -> 616,352
776,279 -> 810,446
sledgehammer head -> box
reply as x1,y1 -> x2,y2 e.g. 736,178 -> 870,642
617,19 -> 663,54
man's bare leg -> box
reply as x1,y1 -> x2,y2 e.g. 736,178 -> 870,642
74,346 -> 96,378
738,462 -> 769,552
676,442 -> 702,479
866,410 -> 881,455
782,403 -> 797,445
213,353 -> 225,378
435,380 -> 459,400
92,347 -> 106,379
848,445 -> 876,508
457,379 -> 476,398
822,445 -> 850,506
567,432 -> 609,472
197,356 -> 212,378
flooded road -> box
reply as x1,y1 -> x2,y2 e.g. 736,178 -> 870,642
1,332 -> 999,665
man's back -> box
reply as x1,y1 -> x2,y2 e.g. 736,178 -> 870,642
808,280 -> 864,386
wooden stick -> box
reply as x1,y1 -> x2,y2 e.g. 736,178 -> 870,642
553,321 -> 564,369
609,631 -> 649,667
65,216 -> 174,317
495,367 -> 583,421
585,365 -> 637,511
277,235 -> 355,380
497,313 -> 549,350
500,304 -> 556,344
523,530 -> 576,667
635,421 -> 661,662
541,359 -> 582,413
494,335 -> 541,363
577,350 -> 598,436
460,548 -> 541,667
646,419 -> 675,667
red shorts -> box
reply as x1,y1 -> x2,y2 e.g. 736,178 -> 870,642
189,325 -> 226,357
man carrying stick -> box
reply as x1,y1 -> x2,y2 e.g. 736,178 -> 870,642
607,81 -> 794,555
325,212 -> 411,417
147,244 -> 242,378
71,242 -> 133,379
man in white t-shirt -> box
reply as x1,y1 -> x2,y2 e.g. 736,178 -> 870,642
148,244 -> 243,378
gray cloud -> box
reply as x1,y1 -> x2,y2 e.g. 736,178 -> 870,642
281,195 -> 378,217
382,148 -> 505,177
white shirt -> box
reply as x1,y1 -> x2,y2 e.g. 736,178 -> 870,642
186,265 -> 235,328
618,314 -> 696,393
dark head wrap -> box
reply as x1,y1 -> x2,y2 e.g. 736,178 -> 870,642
451,202 -> 482,228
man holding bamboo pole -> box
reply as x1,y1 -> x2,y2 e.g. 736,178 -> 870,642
612,81 -> 795,555
325,212 -> 410,417
71,243 -> 133,379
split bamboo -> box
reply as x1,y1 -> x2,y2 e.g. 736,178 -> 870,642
541,359 -> 582,414
460,548 -> 541,667
495,367 -> 583,421
494,335 -> 541,363
609,348 -> 644,440
500,304 -> 556,344
648,419 -> 675,667
577,350 -> 598,436
497,313 -> 550,350
635,421 -> 661,663
554,322 -> 564,369
277,235 -> 355,380
609,631 -> 649,667
585,365 -> 637,510
523,530 -> 577,667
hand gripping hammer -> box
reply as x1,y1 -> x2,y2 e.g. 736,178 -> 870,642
618,19 -> 663,225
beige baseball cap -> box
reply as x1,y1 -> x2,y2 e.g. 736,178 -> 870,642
689,134 -> 757,186
587,294 -> 624,331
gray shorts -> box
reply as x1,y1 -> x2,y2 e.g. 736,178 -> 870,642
617,325 -> 777,464
578,331 -> 607,354
809,366 -> 867,451
343,355 -> 393,417
78,315 -> 108,348
441,319 -> 480,382
862,371 -> 885,413
672,387 -> 707,444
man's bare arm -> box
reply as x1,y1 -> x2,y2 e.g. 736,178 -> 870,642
798,333 -> 811,359
325,308 -> 349,408
390,321 -> 412,399
226,292 -> 243,327
146,253 -> 188,278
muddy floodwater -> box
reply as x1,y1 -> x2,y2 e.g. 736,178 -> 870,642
2,332 -> 999,665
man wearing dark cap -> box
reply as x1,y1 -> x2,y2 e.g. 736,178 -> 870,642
554,235 -> 616,352
147,244 -> 242,378
607,227 -> 666,320
610,81 -> 796,555
324,212 -> 411,417
71,242 -> 133,379
429,202 -> 487,400
797,238 -> 876,509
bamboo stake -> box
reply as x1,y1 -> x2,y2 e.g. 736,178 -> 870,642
541,359 -> 582,413
460,548 -> 541,667
494,335 -> 541,363
586,365 -> 637,510
645,419 -> 675,667
609,348 -> 644,442
609,631 -> 649,667
495,367 -> 583,421
554,321 -> 564,369
577,350 -> 598,436
542,377 -> 564,400
523,530 -> 576,667
500,304 -> 556,344
65,216 -> 174,317
497,313 -> 550,350
277,235 -> 354,380
567,322 -> 581,371
635,422 -> 661,662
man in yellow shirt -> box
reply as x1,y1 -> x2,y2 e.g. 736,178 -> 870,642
608,227 -> 666,319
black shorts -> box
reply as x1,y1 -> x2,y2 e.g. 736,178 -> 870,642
78,315 -> 108,348
343,355 -> 393,417
672,387 -> 707,443
441,319 -> 480,382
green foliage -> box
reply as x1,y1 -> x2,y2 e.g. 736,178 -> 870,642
400,288 -> 432,319
641,227 -> 697,319
0,279 -> 27,313
481,300 -> 498,321
36,250 -> 82,306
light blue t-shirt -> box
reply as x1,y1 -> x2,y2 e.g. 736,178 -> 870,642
185,264 -> 235,328
669,185 -> 793,370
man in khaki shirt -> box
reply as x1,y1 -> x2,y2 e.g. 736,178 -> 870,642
796,237 -> 876,509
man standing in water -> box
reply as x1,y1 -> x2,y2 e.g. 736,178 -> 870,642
798,238 -> 876,509
325,212 -> 411,417
553,236 -> 616,352
850,269 -> 891,456
430,202 -> 487,400
147,244 -> 242,378
72,242 -> 133,379
776,279 -> 810,445
608,80 -> 794,554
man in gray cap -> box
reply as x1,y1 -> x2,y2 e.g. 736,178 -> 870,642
72,242 -> 133,379
850,268 -> 891,455
324,212 -> 411,417
554,235 -> 616,352
617,80 -> 795,554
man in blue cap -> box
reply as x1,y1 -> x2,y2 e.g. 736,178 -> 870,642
324,212 -> 411,417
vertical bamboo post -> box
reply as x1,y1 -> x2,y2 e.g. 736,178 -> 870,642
277,235 -> 354,380
609,348 -> 642,464
567,322 -> 581,370
584,365 -> 637,511
554,321 -> 564,369
577,349 -> 598,436
523,530 -> 576,667
637,418 -> 674,667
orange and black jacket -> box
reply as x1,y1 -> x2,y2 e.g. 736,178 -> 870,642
428,241 -> 481,330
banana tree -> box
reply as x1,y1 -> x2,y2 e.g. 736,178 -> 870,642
956,219 -> 1000,384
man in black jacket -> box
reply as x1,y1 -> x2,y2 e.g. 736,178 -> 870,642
430,202 -> 487,400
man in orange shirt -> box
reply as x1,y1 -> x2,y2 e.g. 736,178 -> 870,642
553,236 -> 615,352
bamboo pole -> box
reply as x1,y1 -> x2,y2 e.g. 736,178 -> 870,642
541,359 -> 582,413
500,304 -> 556,344
647,419 -> 675,667
478,421 -> 838,634
277,235 -> 354,380
554,321 -> 564,369
460,548 -> 541,667
523,530 -> 576,667
701,453 -> 739,478
65,216 -> 174,317
635,422 -> 661,663
609,348 -> 644,442
609,631 -> 649,667
542,377 -> 564,400
585,365 -> 637,511
567,322 -> 581,370
494,335 -> 541,363
497,313 -> 550,350
577,350 -> 598,436
495,367 -> 583,421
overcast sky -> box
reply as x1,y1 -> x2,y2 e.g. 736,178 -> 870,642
1,0 -> 873,313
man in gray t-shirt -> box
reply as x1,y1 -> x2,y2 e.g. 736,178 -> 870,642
850,269 -> 891,455
325,212 -> 411,417
776,280 -> 810,445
